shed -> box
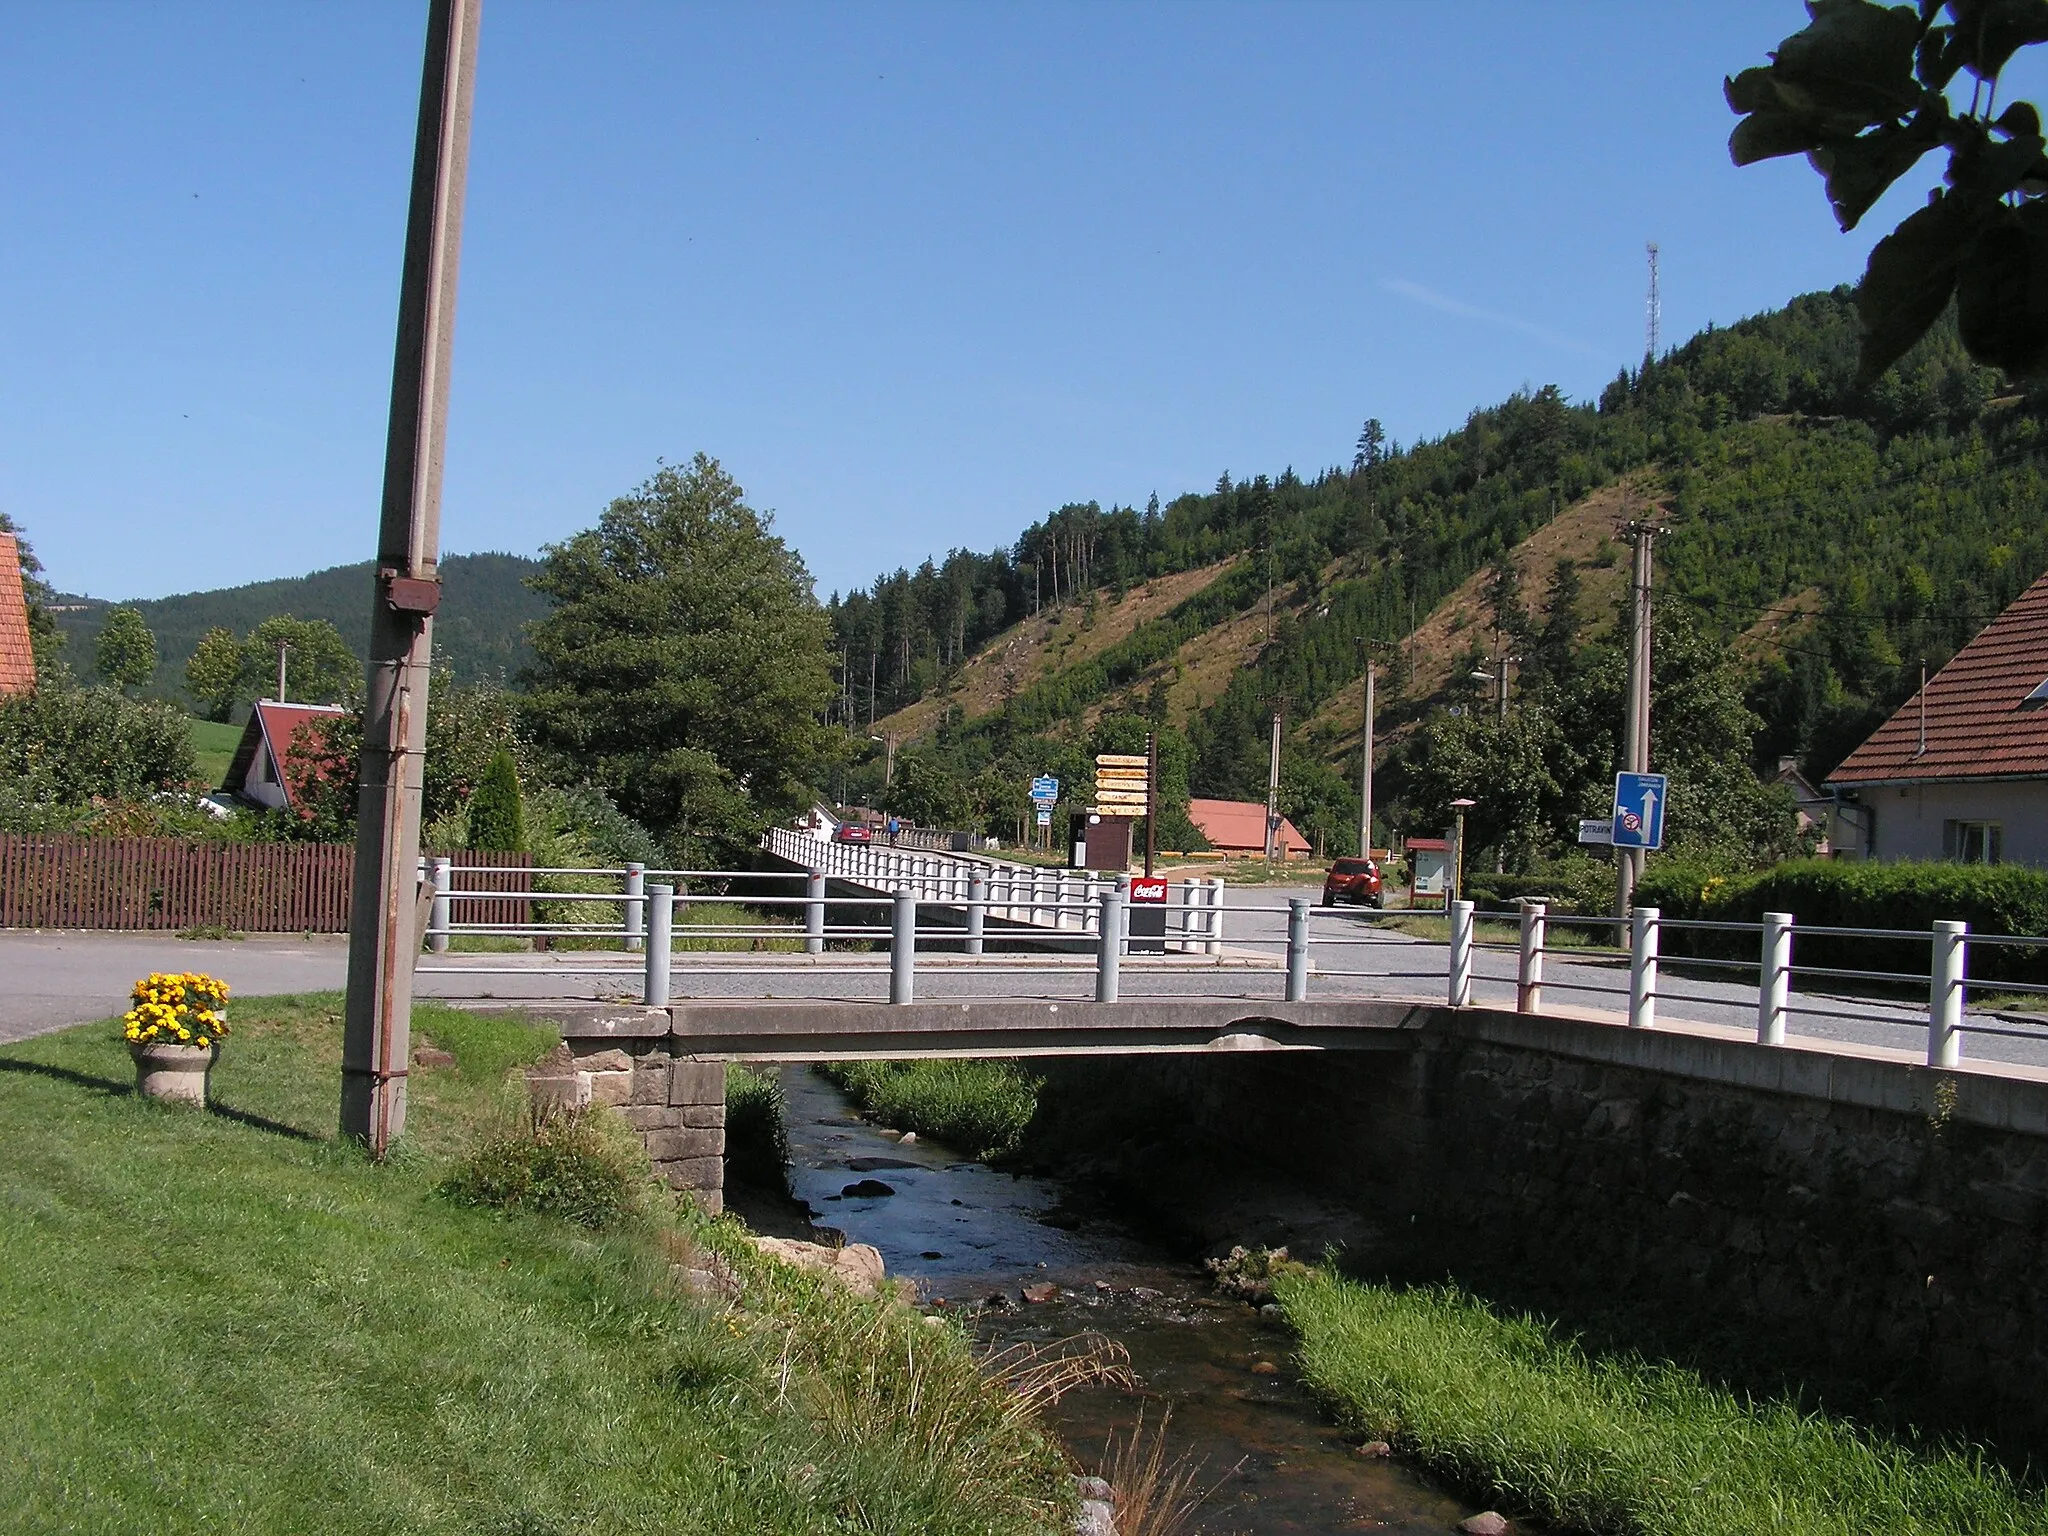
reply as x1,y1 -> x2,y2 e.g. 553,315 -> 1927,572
224,700 -> 351,811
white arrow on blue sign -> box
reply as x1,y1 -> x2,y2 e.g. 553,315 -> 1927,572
1611,771 -> 1668,850
1029,775 -> 1060,803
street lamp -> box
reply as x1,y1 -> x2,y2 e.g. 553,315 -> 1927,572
1448,797 -> 1476,906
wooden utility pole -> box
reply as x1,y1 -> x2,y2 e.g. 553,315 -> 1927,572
341,0 -> 481,1154
1614,519 -> 1656,919
1358,662 -> 1375,859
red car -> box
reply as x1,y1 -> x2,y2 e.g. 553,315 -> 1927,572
1321,856 -> 1384,908
834,821 -> 875,843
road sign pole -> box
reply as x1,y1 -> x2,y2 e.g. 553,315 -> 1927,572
1144,731 -> 1158,878
1615,519 -> 1656,918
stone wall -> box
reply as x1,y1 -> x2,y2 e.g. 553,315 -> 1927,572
1032,1010 -> 2048,1449
528,1037 -> 727,1215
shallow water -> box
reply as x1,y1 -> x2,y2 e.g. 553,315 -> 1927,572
772,1067 -> 1483,1534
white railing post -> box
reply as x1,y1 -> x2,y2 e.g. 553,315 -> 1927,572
1448,898 -> 1475,1006
805,871 -> 826,956
623,861 -> 646,952
1096,887 -> 1123,1002
1517,898 -> 1546,1013
967,867 -> 986,956
1286,897 -> 1310,1002
642,884 -> 673,1008
427,855 -> 452,955
1207,878 -> 1226,956
1929,919 -> 1967,1067
1757,911 -> 1792,1045
1629,905 -> 1659,1029
891,888 -> 917,1005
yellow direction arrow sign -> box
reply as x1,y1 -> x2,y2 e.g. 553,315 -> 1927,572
1095,753 -> 1150,768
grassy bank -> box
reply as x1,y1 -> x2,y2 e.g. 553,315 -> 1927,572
0,997 -> 1071,1533
1277,1268 -> 2043,1536
824,1059 -> 1041,1162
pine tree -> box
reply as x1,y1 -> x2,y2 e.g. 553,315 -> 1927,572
466,747 -> 526,852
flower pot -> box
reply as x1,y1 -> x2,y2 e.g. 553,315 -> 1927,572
130,1041 -> 219,1106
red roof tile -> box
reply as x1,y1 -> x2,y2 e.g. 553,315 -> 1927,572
1826,569 -> 2048,786
0,534 -> 36,696
1187,796 -> 1311,854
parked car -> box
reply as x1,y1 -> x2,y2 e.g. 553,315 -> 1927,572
834,821 -> 875,843
1322,856 -> 1383,908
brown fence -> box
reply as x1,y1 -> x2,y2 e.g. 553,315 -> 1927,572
0,836 -> 532,933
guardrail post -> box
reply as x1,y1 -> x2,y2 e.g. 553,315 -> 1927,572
1757,911 -> 1792,1045
642,884 -> 673,1008
427,856 -> 452,954
805,871 -> 826,956
891,889 -> 917,1005
623,861 -> 646,952
1448,899 -> 1475,1006
1096,887 -> 1123,1002
966,867 -> 986,956
1517,898 -> 1546,1013
1207,878 -> 1226,956
1929,919 -> 1967,1067
1286,897 -> 1310,1002
1629,905 -> 1659,1029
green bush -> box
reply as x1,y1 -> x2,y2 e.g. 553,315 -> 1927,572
823,1060 -> 1040,1163
1637,858 -> 2048,986
725,1063 -> 790,1191
466,747 -> 526,851
439,1105 -> 645,1229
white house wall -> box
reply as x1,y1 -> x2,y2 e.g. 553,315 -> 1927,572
1856,780 -> 2048,867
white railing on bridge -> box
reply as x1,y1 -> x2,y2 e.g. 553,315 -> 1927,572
413,855 -> 2047,1068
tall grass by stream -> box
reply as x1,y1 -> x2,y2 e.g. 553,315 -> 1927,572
822,1059 -> 1041,1162
1278,1269 -> 2045,1536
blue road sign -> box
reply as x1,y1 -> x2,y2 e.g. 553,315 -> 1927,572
1029,774 -> 1060,803
1611,771 -> 1668,850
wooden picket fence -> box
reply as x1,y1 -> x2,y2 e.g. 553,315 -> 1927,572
0,835 -> 531,933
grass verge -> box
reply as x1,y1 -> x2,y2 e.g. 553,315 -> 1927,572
0,995 -> 1072,1534
1276,1268 -> 2044,1536
823,1059 -> 1041,1162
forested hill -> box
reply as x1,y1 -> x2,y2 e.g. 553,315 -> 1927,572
52,551 -> 548,695
829,286 -> 2048,854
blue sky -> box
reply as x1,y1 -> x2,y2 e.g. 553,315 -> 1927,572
2,3 -> 2030,605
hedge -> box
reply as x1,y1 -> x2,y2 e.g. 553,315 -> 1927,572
1635,859 -> 2048,989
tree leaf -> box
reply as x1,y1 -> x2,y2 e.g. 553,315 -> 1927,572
1732,109 -> 1830,165
1808,106 -> 1948,227
1772,0 -> 1929,120
1854,192 -> 1971,382
1945,0 -> 2048,80
1956,200 -> 2048,374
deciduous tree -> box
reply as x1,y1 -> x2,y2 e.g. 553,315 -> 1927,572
93,608 -> 157,693
185,627 -> 244,721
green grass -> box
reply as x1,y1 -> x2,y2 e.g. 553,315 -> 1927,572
823,1060 -> 1041,1162
0,996 -> 1072,1534
186,715 -> 242,788
1277,1268 -> 2044,1536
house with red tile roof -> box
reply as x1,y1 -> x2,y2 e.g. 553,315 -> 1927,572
0,532 -> 37,697
1187,796 -> 1311,857
1824,570 -> 2048,866
223,700 -> 352,812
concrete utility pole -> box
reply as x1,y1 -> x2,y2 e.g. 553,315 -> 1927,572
1144,730 -> 1158,878
275,640 -> 291,704
869,732 -> 897,795
1264,706 -> 1284,863
1614,519 -> 1657,918
341,0 -> 480,1155
1358,662 -> 1376,859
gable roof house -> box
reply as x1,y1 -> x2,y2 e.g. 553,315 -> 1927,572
1824,571 -> 2048,867
224,700 -> 351,812
1186,796 -> 1312,858
0,532 -> 37,697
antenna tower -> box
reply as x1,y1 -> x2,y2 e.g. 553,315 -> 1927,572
1644,241 -> 1661,365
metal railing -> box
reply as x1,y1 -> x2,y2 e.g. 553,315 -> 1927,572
412,852 -> 2048,1065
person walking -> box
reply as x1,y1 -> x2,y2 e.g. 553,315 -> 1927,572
886,814 -> 900,846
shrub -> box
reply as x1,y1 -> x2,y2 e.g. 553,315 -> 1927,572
466,747 -> 526,851
725,1063 -> 790,1191
1637,858 -> 2048,986
0,674 -> 197,820
439,1105 -> 645,1229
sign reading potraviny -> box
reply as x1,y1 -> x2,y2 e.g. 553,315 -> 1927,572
1578,818 -> 1615,846
1128,876 -> 1169,905
1611,771 -> 1668,850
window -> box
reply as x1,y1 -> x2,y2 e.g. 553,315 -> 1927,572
1943,820 -> 2003,865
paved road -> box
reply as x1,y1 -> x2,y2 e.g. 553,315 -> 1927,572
8,889 -> 2046,1074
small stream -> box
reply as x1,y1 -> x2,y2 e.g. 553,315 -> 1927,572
752,1067 -> 1485,1534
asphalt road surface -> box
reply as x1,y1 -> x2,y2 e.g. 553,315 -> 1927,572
6,888 -> 2045,1075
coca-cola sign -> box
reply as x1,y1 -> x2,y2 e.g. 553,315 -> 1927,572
1128,877 -> 1169,905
